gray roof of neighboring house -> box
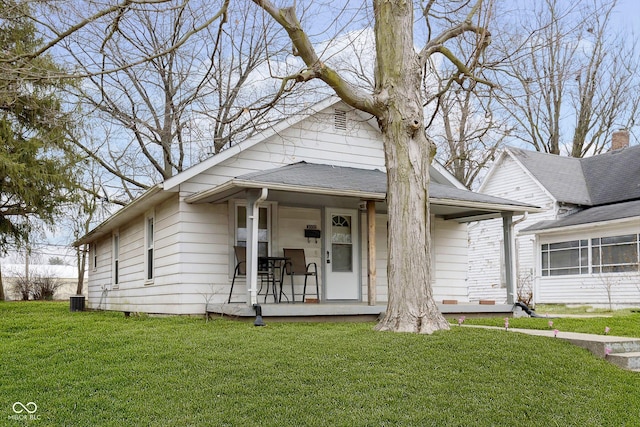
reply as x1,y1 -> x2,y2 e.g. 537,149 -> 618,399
508,144 -> 640,206
508,147 -> 591,205
237,162 -> 536,209
580,146 -> 640,205
522,199 -> 640,233
510,144 -> 640,232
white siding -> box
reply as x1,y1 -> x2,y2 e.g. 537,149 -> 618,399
86,102 -> 486,314
357,215 -> 468,303
535,222 -> 640,308
180,104 -> 385,194
276,206 -> 322,301
87,195 -> 194,313
433,218 -> 470,302
468,154 -> 557,303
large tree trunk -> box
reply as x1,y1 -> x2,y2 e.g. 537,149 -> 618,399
76,243 -> 87,295
372,0 -> 449,333
251,0 -> 477,333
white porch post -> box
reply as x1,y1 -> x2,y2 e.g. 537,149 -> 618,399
246,188 -> 268,306
502,212 -> 516,304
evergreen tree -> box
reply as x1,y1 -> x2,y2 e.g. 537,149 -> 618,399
0,1 -> 79,300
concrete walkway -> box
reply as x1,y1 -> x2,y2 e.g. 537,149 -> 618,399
466,325 -> 640,372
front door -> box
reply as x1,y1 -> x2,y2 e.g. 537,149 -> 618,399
324,208 -> 359,300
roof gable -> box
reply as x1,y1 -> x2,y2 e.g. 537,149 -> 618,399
507,147 -> 591,205
165,96 -> 466,192
164,96 -> 349,191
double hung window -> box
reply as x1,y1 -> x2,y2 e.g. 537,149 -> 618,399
113,233 -> 120,285
146,215 -> 155,281
235,205 -> 270,257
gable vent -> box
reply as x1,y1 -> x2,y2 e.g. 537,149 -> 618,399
334,109 -> 347,131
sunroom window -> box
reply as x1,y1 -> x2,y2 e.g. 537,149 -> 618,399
592,234 -> 639,273
541,240 -> 588,276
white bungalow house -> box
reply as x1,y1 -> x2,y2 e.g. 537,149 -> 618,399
468,132 -> 640,309
75,97 -> 536,318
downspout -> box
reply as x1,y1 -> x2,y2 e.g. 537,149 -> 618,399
247,188 -> 268,326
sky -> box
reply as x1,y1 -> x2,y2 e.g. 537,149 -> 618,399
6,0 -> 640,260
617,0 -> 640,32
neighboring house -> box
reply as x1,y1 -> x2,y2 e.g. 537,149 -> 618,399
468,132 -> 640,308
75,97 -> 535,317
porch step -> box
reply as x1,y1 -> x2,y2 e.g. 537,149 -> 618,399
607,352 -> 640,371
505,328 -> 640,372
561,335 -> 640,359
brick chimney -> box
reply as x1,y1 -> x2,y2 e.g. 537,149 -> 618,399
611,130 -> 630,151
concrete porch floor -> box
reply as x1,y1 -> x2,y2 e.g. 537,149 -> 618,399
206,302 -> 515,322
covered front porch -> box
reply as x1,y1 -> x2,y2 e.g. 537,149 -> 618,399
187,162 -> 538,318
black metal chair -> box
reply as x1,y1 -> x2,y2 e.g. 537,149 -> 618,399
228,246 -> 273,303
283,248 -> 319,303
228,246 -> 247,303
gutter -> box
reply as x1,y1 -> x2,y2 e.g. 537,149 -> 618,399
73,184 -> 166,247
520,215 -> 640,236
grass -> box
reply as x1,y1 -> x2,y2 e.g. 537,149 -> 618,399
459,308 -> 640,337
2,302 -> 640,426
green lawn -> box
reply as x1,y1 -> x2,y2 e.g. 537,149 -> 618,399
458,309 -> 640,338
2,302 -> 640,426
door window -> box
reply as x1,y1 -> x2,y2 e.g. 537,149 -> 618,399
331,215 -> 352,272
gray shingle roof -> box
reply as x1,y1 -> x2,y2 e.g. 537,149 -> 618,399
523,199 -> 640,232
510,144 -> 640,232
237,162 -> 536,209
238,162 -> 387,194
508,147 -> 591,205
508,144 -> 640,207
581,145 -> 640,205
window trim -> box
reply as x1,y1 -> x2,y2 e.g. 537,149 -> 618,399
541,239 -> 589,277
145,211 -> 155,284
234,202 -> 272,256
91,242 -> 97,272
112,232 -> 120,288
230,201 -> 276,278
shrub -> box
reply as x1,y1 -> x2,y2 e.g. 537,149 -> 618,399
10,275 -> 32,300
10,272 -> 63,300
31,275 -> 63,300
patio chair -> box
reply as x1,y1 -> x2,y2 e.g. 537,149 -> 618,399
228,246 -> 247,303
228,246 -> 273,303
283,248 -> 319,303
